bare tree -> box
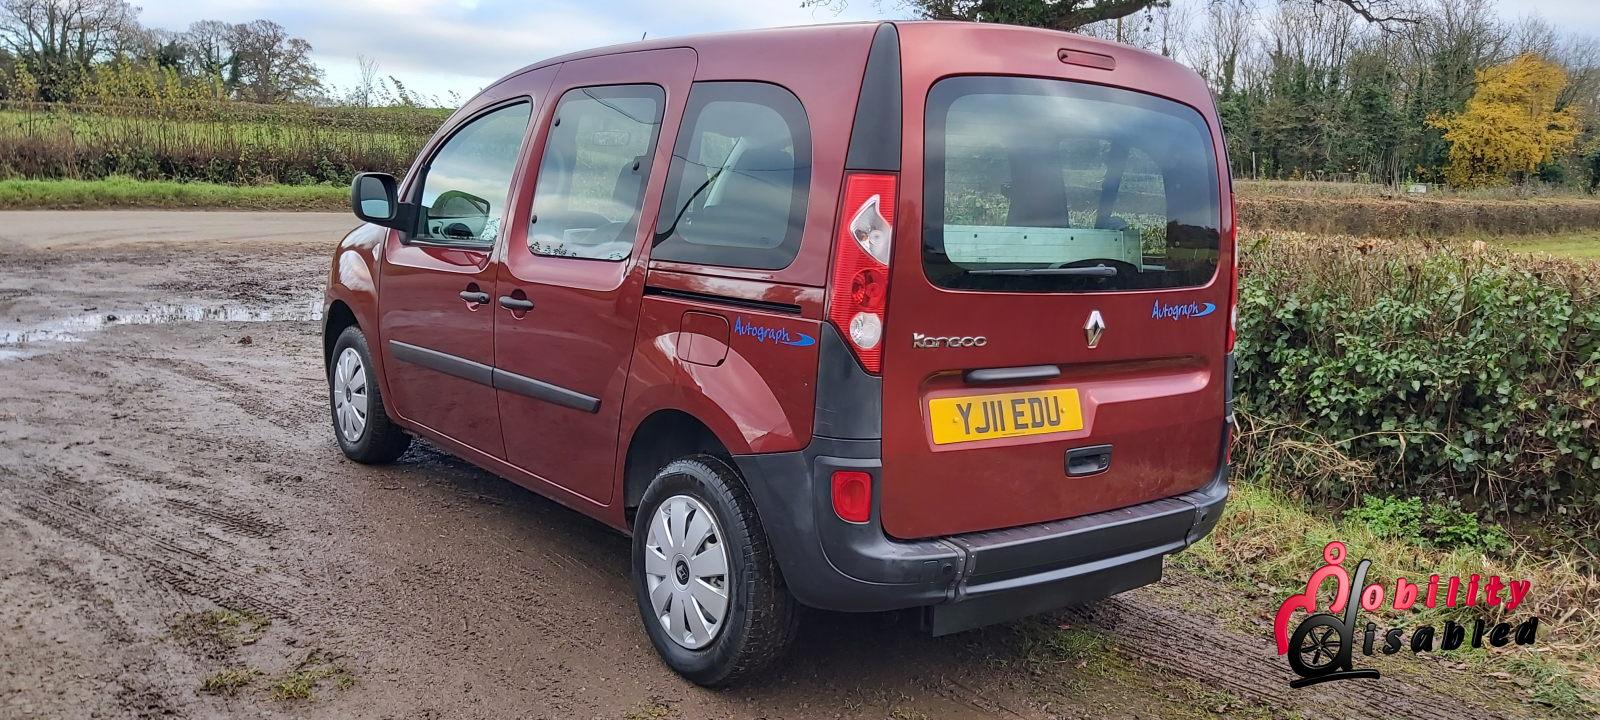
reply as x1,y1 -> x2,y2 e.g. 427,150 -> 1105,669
0,0 -> 140,99
1554,32 -> 1600,116
1403,0 -> 1508,100
353,53 -> 378,107
1507,14 -> 1558,59
1272,0 -> 1361,73
1072,2 -> 1193,57
1184,0 -> 1258,96
808,1 -> 1418,31
182,19 -> 239,93
913,0 -> 1167,29
1304,0 -> 1416,26
229,19 -> 322,103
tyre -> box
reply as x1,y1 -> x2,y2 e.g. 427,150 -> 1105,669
328,326 -> 411,464
631,455 -> 799,686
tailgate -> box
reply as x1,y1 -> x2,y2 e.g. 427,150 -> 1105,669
880,33 -> 1232,539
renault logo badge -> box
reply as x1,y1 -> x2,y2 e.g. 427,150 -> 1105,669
1084,310 -> 1105,348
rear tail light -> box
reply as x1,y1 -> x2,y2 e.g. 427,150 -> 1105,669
828,173 -> 897,374
831,470 -> 872,523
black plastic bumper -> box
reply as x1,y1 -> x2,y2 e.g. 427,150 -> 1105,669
732,436 -> 1228,635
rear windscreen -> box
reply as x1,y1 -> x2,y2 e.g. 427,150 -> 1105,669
924,76 -> 1220,292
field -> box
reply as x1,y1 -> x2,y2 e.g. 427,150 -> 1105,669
1486,231 -> 1600,259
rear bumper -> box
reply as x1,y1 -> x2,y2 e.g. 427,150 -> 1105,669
732,435 -> 1228,634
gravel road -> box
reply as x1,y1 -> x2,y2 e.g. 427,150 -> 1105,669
0,211 -> 1519,719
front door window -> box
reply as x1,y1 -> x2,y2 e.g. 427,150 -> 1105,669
415,102 -> 532,246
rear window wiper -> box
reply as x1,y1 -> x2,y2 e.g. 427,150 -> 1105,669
966,265 -> 1119,277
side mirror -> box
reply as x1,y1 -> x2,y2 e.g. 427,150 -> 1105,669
350,172 -> 406,229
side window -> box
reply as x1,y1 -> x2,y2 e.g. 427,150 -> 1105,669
652,82 -> 810,270
416,102 -> 532,246
528,85 -> 666,261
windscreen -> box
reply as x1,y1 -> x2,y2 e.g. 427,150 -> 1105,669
923,76 -> 1221,292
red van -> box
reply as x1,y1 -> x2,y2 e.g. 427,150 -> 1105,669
325,21 -> 1234,686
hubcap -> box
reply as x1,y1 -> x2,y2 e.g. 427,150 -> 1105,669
643,494 -> 730,650
331,347 -> 368,443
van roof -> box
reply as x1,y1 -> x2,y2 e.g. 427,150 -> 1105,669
488,20 -> 1197,94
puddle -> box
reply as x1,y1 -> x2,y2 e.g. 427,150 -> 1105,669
0,297 -> 323,360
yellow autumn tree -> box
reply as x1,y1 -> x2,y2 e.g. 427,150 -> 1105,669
1430,54 -> 1581,188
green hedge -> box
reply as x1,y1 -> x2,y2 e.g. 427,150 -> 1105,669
1234,236 -> 1600,531
0,102 -> 432,184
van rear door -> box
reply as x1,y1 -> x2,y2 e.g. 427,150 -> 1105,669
877,32 -> 1232,540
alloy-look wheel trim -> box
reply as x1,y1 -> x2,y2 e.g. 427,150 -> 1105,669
332,347 -> 368,443
643,494 -> 731,650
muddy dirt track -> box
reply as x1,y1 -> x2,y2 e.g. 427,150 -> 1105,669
0,211 -> 1529,719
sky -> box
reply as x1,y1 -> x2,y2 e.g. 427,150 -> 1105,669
136,0 -> 1600,104
137,0 -> 889,103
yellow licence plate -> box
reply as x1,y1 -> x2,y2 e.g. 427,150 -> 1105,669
928,389 -> 1084,445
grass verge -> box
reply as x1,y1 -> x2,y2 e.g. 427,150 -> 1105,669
1476,230 -> 1600,260
0,177 -> 346,211
1174,479 -> 1599,716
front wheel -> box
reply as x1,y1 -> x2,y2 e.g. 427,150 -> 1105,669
631,455 -> 798,686
328,326 -> 411,464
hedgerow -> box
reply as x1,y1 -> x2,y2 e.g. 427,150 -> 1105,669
0,100 -> 440,185
1233,234 -> 1600,540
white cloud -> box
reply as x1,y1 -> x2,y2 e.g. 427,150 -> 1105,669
139,0 -> 891,101
136,0 -> 1600,102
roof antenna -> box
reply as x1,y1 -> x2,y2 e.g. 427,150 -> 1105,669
640,32 -> 647,40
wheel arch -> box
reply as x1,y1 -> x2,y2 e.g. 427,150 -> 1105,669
622,409 -> 735,528
323,299 -> 359,370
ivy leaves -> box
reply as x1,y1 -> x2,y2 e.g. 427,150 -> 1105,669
1235,237 -> 1600,523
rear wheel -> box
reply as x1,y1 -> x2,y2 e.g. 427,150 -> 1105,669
631,455 -> 798,686
328,326 -> 411,463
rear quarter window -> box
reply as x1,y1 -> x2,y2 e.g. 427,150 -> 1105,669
924,76 -> 1221,292
652,82 -> 811,270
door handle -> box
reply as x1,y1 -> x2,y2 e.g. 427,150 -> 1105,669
459,290 -> 490,304
1065,444 -> 1113,477
499,296 -> 534,311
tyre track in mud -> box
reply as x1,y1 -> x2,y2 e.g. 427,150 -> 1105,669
1067,593 -> 1501,720
0,518 -> 198,720
141,334 -> 639,665
8,439 -> 308,623
6,342 -> 327,618
0,213 -> 1530,719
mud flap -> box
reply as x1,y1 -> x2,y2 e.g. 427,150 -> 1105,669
925,556 -> 1162,636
